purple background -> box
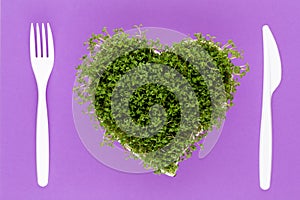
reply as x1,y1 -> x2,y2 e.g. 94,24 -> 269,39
1,0 -> 300,199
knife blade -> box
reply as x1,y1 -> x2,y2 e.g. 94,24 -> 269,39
259,25 -> 282,190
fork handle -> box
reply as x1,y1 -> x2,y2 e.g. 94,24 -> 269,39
36,88 -> 49,187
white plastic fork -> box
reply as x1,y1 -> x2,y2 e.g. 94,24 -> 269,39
30,23 -> 54,187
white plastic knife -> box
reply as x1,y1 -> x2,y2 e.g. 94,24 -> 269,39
259,25 -> 282,190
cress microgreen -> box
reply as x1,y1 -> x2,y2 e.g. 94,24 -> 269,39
74,25 -> 249,176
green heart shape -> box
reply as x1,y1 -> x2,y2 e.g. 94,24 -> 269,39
74,25 -> 250,176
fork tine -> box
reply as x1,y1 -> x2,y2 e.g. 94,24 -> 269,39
41,23 -> 46,57
36,23 -> 41,57
47,23 -> 54,58
30,23 -> 36,58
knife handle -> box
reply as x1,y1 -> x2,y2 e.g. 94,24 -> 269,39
259,93 -> 272,190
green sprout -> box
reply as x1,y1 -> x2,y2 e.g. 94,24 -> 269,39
74,25 -> 249,176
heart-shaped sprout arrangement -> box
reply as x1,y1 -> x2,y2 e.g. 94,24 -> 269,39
74,25 -> 249,176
